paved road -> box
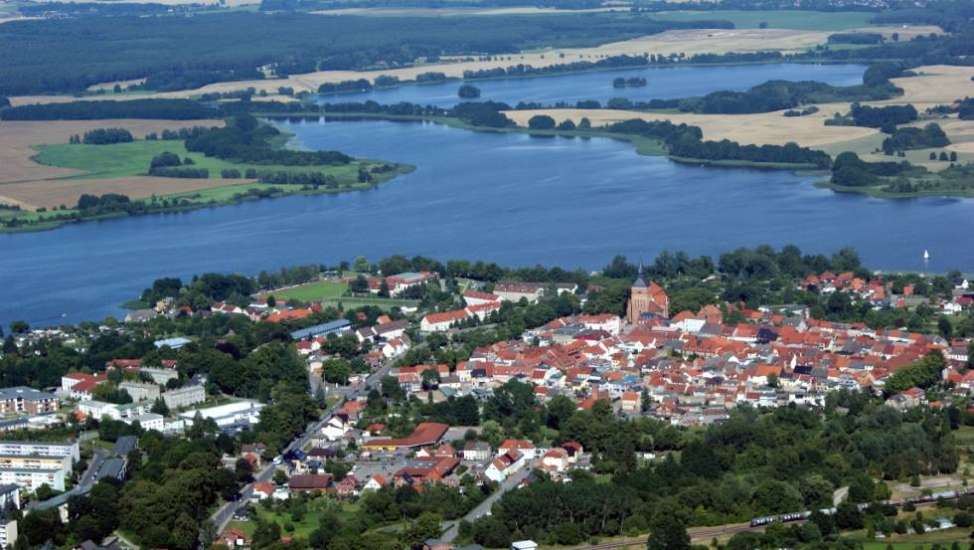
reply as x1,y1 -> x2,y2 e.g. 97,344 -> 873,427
29,448 -> 109,511
209,359 -> 396,534
440,466 -> 532,542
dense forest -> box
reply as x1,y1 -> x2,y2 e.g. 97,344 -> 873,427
677,76 -> 902,115
0,99 -> 218,120
464,394 -> 960,547
881,123 -> 950,154
184,114 -> 352,166
0,12 -> 719,95
830,151 -> 918,187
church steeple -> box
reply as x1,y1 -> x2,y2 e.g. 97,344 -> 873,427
633,262 -> 647,289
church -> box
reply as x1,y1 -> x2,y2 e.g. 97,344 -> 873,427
626,266 -> 669,324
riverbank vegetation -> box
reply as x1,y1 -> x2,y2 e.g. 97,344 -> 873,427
305,99 -> 834,169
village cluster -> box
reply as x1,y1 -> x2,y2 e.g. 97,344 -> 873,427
0,265 -> 973,550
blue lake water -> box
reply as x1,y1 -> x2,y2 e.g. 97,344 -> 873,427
2,62 -> 970,327
316,62 -> 868,107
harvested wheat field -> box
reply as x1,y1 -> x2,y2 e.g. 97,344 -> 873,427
877,65 -> 974,107
0,177 -> 244,211
0,119 -> 223,184
504,63 -> 973,151
503,104 -> 878,148
312,6 -> 623,16
10,27 -> 859,103
0,119 -> 224,209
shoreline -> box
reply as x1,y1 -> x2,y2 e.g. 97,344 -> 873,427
0,163 -> 415,234
276,112 -> 974,198
275,111 -> 832,170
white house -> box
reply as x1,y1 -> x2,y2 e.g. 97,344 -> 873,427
541,448 -> 570,473
485,450 -> 524,483
499,439 -> 536,460
577,314 -> 622,336
463,290 -> 500,306
420,309 -> 468,332
321,416 -> 349,442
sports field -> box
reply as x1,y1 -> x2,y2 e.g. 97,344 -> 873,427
272,281 -> 349,302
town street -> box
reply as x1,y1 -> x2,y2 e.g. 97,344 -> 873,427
440,466 -> 533,543
208,359 -> 395,534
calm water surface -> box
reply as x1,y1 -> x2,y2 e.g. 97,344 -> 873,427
315,62 -> 868,107
2,63 -> 970,327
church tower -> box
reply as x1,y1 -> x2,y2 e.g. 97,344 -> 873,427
626,264 -> 669,324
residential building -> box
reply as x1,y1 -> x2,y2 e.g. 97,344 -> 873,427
420,310 -> 468,332
119,381 -> 160,403
61,373 -> 108,400
162,385 -> 206,409
494,282 -> 576,303
0,468 -> 65,491
499,439 -> 537,460
0,441 -> 79,464
0,454 -> 72,473
140,367 -> 179,386
0,387 -> 58,415
288,474 -> 333,493
485,450 -> 524,483
462,441 -> 492,462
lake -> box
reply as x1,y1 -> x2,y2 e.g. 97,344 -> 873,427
315,62 -> 868,107
3,62 -> 971,327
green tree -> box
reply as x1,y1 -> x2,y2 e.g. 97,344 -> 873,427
646,514 -> 690,550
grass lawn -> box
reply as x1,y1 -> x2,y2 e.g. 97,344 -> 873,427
242,498 -> 362,540
32,139 -> 374,183
321,296 -> 420,310
648,10 -> 875,31
273,280 -> 349,302
955,426 -> 974,447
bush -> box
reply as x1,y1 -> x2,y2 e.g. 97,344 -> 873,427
149,151 -> 182,170
458,84 -> 481,99
528,115 -> 556,130
82,127 -> 134,145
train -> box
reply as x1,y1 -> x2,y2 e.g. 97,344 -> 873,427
749,486 -> 974,527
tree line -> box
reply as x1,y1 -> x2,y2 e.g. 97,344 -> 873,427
184,114 -> 352,166
0,99 -> 218,121
0,11 -> 718,95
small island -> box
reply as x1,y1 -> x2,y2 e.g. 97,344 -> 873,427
458,84 -> 481,99
612,76 -> 648,89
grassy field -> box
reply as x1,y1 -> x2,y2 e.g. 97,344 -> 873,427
321,296 -> 420,311
0,134 -> 412,231
32,139 -> 373,182
648,10 -> 875,31
272,280 -> 349,302
232,498 -> 363,540
954,425 -> 974,447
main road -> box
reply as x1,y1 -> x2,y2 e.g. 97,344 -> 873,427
208,359 -> 396,534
